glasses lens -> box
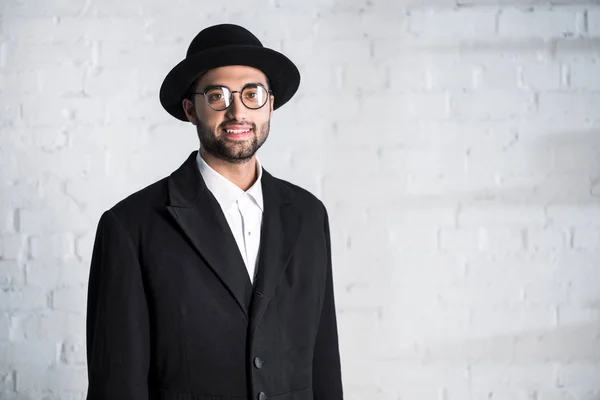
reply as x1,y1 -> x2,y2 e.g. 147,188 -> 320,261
241,84 -> 268,109
205,87 -> 231,110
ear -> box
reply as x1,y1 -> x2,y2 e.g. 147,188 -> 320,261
182,98 -> 198,125
269,93 -> 275,114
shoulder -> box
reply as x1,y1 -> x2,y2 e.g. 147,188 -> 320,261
100,176 -> 169,232
264,170 -> 327,218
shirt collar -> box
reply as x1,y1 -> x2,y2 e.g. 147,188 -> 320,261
196,151 -> 264,211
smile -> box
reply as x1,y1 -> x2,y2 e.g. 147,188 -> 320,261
225,128 -> 251,133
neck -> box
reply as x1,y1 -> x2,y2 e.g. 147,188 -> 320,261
200,148 -> 258,191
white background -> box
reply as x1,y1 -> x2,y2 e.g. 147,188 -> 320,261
1,0 -> 599,399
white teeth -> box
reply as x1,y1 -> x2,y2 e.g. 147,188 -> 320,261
226,129 -> 250,134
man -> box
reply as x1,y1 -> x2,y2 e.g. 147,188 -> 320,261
85,24 -> 343,400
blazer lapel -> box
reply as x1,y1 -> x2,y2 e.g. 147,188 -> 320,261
250,170 -> 302,334
166,151 -> 253,320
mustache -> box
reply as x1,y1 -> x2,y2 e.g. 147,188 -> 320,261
220,121 -> 255,130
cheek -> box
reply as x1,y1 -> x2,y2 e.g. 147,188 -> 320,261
197,110 -> 223,131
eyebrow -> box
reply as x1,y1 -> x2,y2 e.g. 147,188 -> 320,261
201,82 -> 267,92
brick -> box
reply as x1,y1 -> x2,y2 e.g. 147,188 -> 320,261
21,95 -> 108,126
284,37 -> 371,65
342,62 -> 389,92
0,71 -> 40,94
427,59 -> 477,91
458,204 -> 546,227
50,287 -> 86,313
568,58 -> 600,90
480,227 -> 526,254
288,93 -> 361,121
322,173 -> 409,207
527,227 -> 567,252
474,62 -> 519,91
379,145 -> 467,176
387,58 -> 432,91
466,256 -> 556,280
86,0 -> 143,17
98,41 -> 181,69
537,93 -> 600,122
20,204 -> 91,234
4,341 -> 58,366
514,326 -> 600,362
547,205 -> 600,226
438,281 -> 525,307
407,8 -> 497,41
362,92 -> 450,120
557,305 -> 598,325
38,67 -> 86,95
30,233 -> 75,261
519,61 -> 564,91
388,226 -> 439,252
561,266 -> 600,306
494,174 -> 594,204
22,127 -> 69,153
0,101 -> 21,127
0,289 -> 47,311
572,227 -> 600,250
0,370 -> 15,392
451,91 -> 536,120
589,8 -> 600,36
469,144 -> 527,187
0,235 -> 27,260
59,337 -> 86,365
557,363 -> 600,387
369,204 -> 457,227
14,366 -> 88,392
84,67 -> 137,97
469,305 -> 555,338
1,0 -> 86,17
2,43 -> 92,72
361,11 -> 407,39
439,227 -> 483,252
10,311 -> 85,342
0,261 -> 25,289
498,7 -> 582,39
0,315 -> 9,341
296,63 -> 341,94
314,12 -> 368,39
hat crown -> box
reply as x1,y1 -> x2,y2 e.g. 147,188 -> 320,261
186,24 -> 263,58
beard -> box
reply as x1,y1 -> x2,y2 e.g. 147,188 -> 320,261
196,119 -> 270,164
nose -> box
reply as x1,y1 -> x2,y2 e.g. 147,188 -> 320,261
225,92 -> 248,121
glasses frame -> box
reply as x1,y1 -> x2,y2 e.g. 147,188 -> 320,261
192,82 -> 272,111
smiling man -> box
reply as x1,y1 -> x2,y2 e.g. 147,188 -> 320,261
85,24 -> 343,400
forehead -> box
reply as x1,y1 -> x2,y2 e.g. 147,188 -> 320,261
197,65 -> 269,88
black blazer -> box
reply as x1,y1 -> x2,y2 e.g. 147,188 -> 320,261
85,151 -> 343,400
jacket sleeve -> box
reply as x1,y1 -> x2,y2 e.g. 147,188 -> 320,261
86,210 -> 151,400
312,204 -> 343,399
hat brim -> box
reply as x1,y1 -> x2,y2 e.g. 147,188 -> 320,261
159,45 -> 300,121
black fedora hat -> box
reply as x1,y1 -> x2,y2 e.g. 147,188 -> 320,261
159,24 -> 301,121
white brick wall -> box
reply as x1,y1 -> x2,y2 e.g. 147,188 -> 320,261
1,0 -> 600,399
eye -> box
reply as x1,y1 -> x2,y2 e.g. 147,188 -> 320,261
207,93 -> 223,102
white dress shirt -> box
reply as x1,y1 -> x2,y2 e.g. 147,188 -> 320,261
196,151 -> 264,284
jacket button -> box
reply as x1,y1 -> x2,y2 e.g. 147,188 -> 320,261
254,356 -> 264,369
258,392 -> 268,400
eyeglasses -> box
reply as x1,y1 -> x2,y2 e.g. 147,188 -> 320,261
192,83 -> 272,111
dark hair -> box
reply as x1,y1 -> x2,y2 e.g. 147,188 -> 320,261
184,73 -> 205,106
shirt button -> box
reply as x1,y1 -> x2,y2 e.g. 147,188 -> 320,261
248,231 -> 252,235
254,356 -> 264,369
258,392 -> 268,400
